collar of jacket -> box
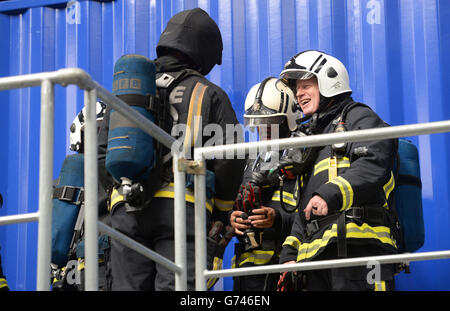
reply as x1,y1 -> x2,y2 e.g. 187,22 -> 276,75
154,55 -> 196,74
308,95 -> 353,134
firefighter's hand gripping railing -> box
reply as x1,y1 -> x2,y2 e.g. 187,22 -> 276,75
0,68 -> 188,291
193,119 -> 450,291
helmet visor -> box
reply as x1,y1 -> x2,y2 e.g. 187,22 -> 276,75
244,100 -> 278,116
276,71 -> 315,93
281,70 -> 315,81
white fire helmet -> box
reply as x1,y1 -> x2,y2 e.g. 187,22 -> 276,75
277,50 -> 352,98
69,100 -> 107,152
244,77 -> 302,132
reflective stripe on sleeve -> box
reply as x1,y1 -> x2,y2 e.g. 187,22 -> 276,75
0,278 -> 8,289
328,176 -> 354,212
213,198 -> 235,212
383,171 -> 395,201
236,250 -> 275,267
271,190 -> 297,206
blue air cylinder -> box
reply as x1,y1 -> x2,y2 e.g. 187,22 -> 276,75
106,54 -> 157,182
51,153 -> 84,267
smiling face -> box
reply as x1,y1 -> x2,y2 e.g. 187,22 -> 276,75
296,76 -> 321,116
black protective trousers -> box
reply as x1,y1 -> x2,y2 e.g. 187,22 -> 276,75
301,244 -> 396,291
109,198 -> 209,291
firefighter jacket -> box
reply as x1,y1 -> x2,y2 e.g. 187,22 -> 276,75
0,254 -> 8,291
279,96 -> 399,264
98,54 -> 246,223
233,156 -> 297,268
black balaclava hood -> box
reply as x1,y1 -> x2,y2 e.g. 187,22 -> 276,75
156,8 -> 223,76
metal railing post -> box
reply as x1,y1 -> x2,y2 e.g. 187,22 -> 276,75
173,154 -> 187,290
36,79 -> 54,291
194,153 -> 207,291
0,69 -> 187,291
83,88 -> 99,291
4,68 -> 450,291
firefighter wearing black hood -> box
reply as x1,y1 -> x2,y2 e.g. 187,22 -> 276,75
277,50 -> 399,291
101,8 -> 245,291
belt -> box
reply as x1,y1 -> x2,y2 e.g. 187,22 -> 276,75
305,205 -> 386,257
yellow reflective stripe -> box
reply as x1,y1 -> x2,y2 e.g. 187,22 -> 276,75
314,158 -> 330,175
109,183 -> 214,213
237,250 -> 275,266
314,157 -> 350,176
272,190 -> 297,206
283,236 -> 301,251
328,176 -> 353,211
78,259 -> 84,271
374,281 -> 386,291
0,278 -> 8,289
207,257 -> 223,289
154,183 -> 214,213
286,222 -> 396,262
383,171 -> 395,201
231,255 -> 236,269
328,157 -> 338,181
77,258 -> 104,271
214,198 -> 234,212
184,82 -> 208,153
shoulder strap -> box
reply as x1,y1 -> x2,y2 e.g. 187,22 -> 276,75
154,68 -> 208,163
155,68 -> 204,91
338,101 -> 371,124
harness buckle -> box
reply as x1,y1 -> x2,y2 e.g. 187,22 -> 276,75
306,219 -> 320,237
345,206 -> 363,220
59,186 -> 83,205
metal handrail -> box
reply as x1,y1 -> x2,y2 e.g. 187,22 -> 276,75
0,68 -> 187,291
193,119 -> 450,290
2,68 -> 450,291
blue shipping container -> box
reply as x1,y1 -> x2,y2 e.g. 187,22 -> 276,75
0,0 -> 449,290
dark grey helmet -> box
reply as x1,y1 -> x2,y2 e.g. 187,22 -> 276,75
156,8 -> 223,75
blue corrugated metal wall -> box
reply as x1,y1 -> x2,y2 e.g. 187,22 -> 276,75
0,0 -> 449,291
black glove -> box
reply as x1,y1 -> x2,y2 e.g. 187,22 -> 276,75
207,221 -> 235,259
276,146 -> 318,179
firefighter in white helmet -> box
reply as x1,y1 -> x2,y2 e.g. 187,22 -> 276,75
229,77 -> 303,291
51,100 -> 110,291
277,50 -> 399,291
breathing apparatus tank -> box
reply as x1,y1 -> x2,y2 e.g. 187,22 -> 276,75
52,154 -> 85,267
105,54 -> 157,212
51,101 -> 106,267
106,54 -> 157,185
